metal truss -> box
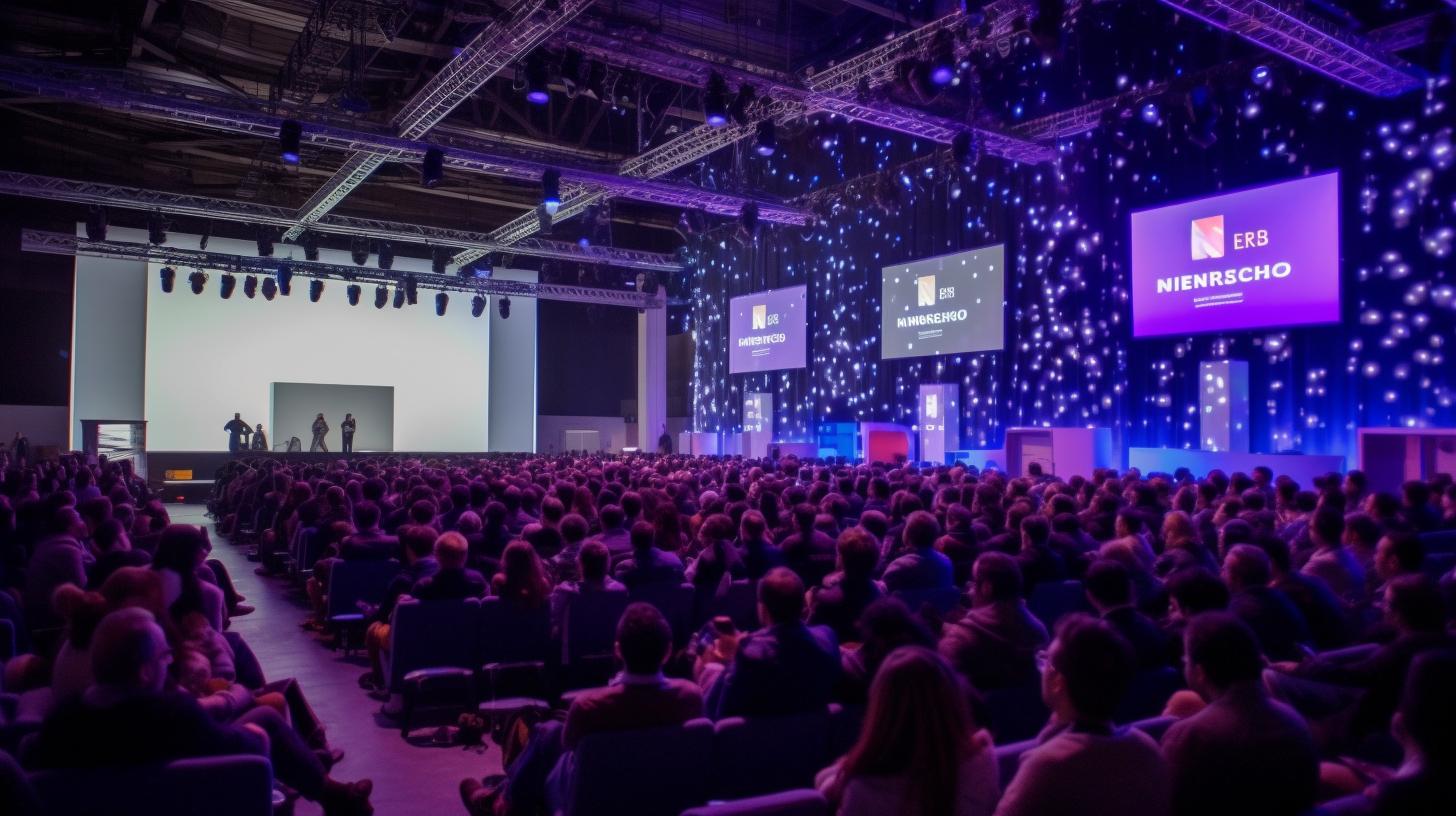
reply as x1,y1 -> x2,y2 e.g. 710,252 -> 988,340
1157,0 -> 1422,97
21,230 -> 663,309
0,57 -> 805,225
273,1 -> 413,110
286,0 -> 592,239
0,172 -> 681,272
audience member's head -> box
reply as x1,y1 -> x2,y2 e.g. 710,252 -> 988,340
559,513 -> 590,547
758,567 -> 806,627
433,531 -> 469,570
971,551 -> 1022,608
1375,531 -> 1424,583
1222,543 -> 1272,592
615,602 -> 673,675
902,510 -> 940,550
835,527 -> 879,581
578,540 -> 610,582
1042,613 -> 1135,725
90,607 -> 172,693
1084,559 -> 1134,612
1183,612 -> 1264,699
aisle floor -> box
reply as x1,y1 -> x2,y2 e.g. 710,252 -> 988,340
179,505 -> 501,816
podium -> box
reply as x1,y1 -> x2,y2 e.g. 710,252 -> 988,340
1004,427 -> 1113,477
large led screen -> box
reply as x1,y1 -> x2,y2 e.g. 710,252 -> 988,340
880,244 -> 1005,360
728,285 -> 808,374
1130,172 -> 1340,337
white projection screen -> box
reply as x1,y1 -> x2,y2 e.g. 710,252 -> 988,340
143,261 -> 490,451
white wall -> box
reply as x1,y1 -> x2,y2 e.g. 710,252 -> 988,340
488,267 -> 538,452
0,404 -> 69,449
537,415 -> 628,453
71,228 -> 148,447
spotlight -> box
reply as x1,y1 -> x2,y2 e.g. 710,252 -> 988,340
199,220 -> 212,250
345,284 -> 361,306
276,263 -> 293,296
1140,102 -> 1160,123
374,285 -> 388,309
309,279 -> 324,303
392,287 -> 405,309
279,119 -> 302,164
300,230 -> 320,261
405,274 -> 418,305
219,273 -> 236,300
244,275 -> 258,299
188,270 -> 207,295
85,207 -> 107,241
950,179 -> 963,199
754,121 -> 777,157
262,277 -> 277,300
524,51 -> 550,104
927,30 -> 956,86
350,236 -> 369,266
498,296 -> 511,320
159,266 -> 176,293
541,169 -> 561,214
435,291 -> 449,316
377,241 -> 394,270
147,212 -> 168,245
729,84 -> 756,126
471,294 -> 486,317
421,146 -> 444,188
1251,64 -> 1271,86
255,226 -> 275,258
433,247 -> 450,275
704,72 -> 729,127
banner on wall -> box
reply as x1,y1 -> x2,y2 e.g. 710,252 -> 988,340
881,244 -> 1005,360
728,285 -> 807,374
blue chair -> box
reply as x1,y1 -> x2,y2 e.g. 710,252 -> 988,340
477,596 -> 552,700
325,558 -> 400,653
680,789 -> 830,816
711,708 -> 835,800
890,586 -> 964,617
1113,666 -> 1183,723
388,598 -> 481,734
630,582 -> 697,648
983,683 -> 1049,745
558,718 -> 714,816
560,587 -> 630,688
29,755 -> 273,816
1027,579 -> 1089,629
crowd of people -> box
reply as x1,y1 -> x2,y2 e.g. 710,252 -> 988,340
2,448 -> 1455,815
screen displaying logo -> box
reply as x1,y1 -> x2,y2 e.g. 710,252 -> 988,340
1191,215 -> 1225,260
925,393 -> 938,419
728,285 -> 807,374
917,275 -> 937,307
751,303 -> 767,330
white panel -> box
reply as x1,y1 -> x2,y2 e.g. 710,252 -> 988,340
71,224 -> 148,447
488,267 -> 538,452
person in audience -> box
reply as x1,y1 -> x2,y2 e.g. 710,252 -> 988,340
87,517 -> 151,587
735,509 -> 785,579
549,540 -> 625,635
1301,507 -> 1366,605
939,552 -> 1048,691
614,520 -> 686,588
361,525 -> 440,692
1368,649 -> 1456,815
29,607 -> 374,815
807,527 -> 884,643
1222,544 -> 1311,661
883,510 -> 954,593
1160,612 -> 1318,816
817,646 -> 999,816
590,504 -> 631,564
1084,559 -> 1168,670
1399,480 -> 1440,533
547,513 -> 590,584
459,603 -> 701,815
152,524 -> 227,633
22,504 -> 90,629
489,540 -> 551,608
709,567 -> 840,718
781,502 -> 837,587
1016,515 -> 1068,592
993,614 -> 1171,816
410,532 -> 488,601
1259,535 -> 1352,649
1373,530 -> 1425,589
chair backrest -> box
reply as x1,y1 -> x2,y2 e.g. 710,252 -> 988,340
705,579 -> 759,630
890,586 -> 963,616
565,718 -> 714,816
477,596 -> 552,665
1027,579 -> 1089,629
627,582 -> 696,647
562,587 -> 630,664
1113,666 -> 1183,724
387,597 -> 481,691
680,789 -> 830,816
325,558 -> 400,620
711,708 -> 835,800
983,683 -> 1049,744
29,754 -> 273,816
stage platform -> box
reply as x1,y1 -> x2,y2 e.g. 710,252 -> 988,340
147,450 -> 514,501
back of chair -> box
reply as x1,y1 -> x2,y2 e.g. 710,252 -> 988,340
478,596 -> 552,666
1113,666 -> 1183,724
711,708 -> 835,800
983,683 -> 1050,744
30,755 -> 273,816
562,588 -> 630,665
628,582 -> 696,647
1027,579 -> 1089,629
387,597 -> 482,692
325,559 -> 400,622
565,718 -> 714,816
680,789 -> 830,816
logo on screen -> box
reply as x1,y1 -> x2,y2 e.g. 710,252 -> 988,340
917,275 -> 937,306
751,304 -> 767,330
1191,215 -> 1225,260
925,394 -> 938,419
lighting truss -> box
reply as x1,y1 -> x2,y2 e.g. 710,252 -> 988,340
0,172 -> 681,272
273,1 -> 412,110
0,57 -> 805,226
285,0 -> 594,239
21,229 -> 663,309
1156,0 -> 1422,97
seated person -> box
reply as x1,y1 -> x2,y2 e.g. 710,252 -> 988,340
613,521 -> 686,588
409,532 -> 487,601
882,511 -> 954,593
735,510 -> 785,580
1084,559 -> 1168,670
807,527 -> 884,644
1223,544 -> 1310,661
459,603 -> 702,815
361,524 -> 440,692
550,540 -> 626,636
940,552 -> 1048,691
1367,649 -> 1456,815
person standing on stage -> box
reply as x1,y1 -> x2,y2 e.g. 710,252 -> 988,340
251,423 -> 269,451
340,413 -> 356,454
223,413 -> 251,453
310,413 -> 329,453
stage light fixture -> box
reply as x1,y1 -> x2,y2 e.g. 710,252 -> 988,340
276,263 -> 293,296
243,275 -> 258,299
188,270 -> 207,295
1141,102 -> 1160,123
147,211 -> 168,245
433,247 -> 450,275
199,220 -> 212,250
435,292 -> 449,316
704,72 -> 729,127
524,51 -> 550,104
541,169 -> 561,214
374,285 -> 388,309
350,236 -> 369,266
498,296 -> 511,320
405,275 -> 418,305
471,295 -> 486,317
377,241 -> 395,271
255,226 -> 275,257
392,287 -> 405,309
729,84 -> 756,126
262,277 -> 277,300
346,284 -> 361,306
421,146 -> 444,188
300,230 -> 320,261
279,119 -> 302,164
159,266 -> 176,293
754,121 -> 777,157
85,207 -> 107,241
537,205 -> 554,236
219,273 -> 236,300
309,279 -> 324,302
1251,64 -> 1271,86
927,30 -> 956,86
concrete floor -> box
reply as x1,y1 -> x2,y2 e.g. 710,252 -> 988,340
181,505 -> 501,816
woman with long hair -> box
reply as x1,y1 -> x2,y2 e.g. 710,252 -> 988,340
152,524 -> 226,632
652,503 -> 687,554
491,540 -> 551,609
817,646 -> 998,816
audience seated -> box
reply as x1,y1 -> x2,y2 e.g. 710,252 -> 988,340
939,552 -> 1048,691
